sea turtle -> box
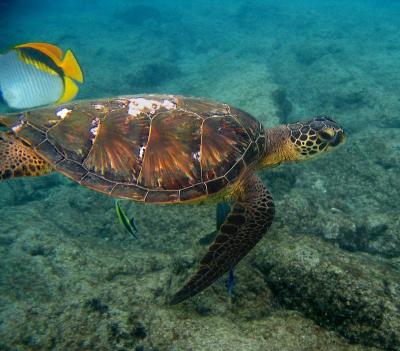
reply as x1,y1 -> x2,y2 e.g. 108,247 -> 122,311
0,95 -> 345,303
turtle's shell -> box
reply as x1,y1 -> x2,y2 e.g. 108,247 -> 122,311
16,95 -> 265,203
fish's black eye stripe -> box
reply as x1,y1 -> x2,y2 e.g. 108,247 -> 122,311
18,47 -> 65,79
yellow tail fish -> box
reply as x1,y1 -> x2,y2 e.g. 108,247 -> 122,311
0,42 -> 83,110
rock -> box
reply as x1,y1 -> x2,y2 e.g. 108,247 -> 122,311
254,232 -> 400,349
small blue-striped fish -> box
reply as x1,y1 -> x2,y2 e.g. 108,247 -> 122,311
0,42 -> 83,110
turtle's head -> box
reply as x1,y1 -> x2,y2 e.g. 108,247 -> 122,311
261,116 -> 345,167
287,116 -> 345,159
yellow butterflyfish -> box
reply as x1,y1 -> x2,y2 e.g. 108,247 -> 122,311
0,42 -> 84,110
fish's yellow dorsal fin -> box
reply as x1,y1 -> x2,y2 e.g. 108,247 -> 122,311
57,76 -> 79,104
15,42 -> 64,63
60,50 -> 83,83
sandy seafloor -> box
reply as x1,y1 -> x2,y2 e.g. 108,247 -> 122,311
1,0 -> 400,350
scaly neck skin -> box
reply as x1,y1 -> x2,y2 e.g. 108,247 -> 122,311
260,125 -> 299,168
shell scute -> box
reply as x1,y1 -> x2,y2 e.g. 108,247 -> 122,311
205,177 -> 228,195
55,159 -> 87,181
146,190 -> 179,203
201,116 -> 249,182
81,173 -> 115,194
230,106 -> 263,140
111,184 -> 148,201
83,105 -> 150,183
36,140 -> 64,164
177,97 -> 229,117
47,106 -> 94,163
225,159 -> 245,182
180,183 -> 207,202
26,103 -> 78,132
138,109 -> 202,190
256,135 -> 266,156
243,142 -> 259,165
18,125 -> 46,147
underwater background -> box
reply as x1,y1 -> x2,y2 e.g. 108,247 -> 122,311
1,0 -> 400,350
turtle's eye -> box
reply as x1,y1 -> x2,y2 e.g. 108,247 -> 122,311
318,128 -> 345,148
318,129 -> 335,141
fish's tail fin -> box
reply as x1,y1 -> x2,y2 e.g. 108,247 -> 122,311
57,49 -> 83,104
0,132 -> 52,181
60,50 -> 84,83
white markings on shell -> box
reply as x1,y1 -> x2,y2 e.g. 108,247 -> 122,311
56,108 -> 72,119
93,104 -> 105,110
90,117 -> 100,143
11,114 -> 26,133
192,151 -> 201,162
162,99 -> 176,110
128,97 -> 177,117
11,124 -> 22,133
139,145 -> 146,159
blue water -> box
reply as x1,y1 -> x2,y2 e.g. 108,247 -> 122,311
1,1 -> 400,350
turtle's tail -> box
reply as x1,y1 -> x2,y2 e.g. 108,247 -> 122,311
0,132 -> 52,181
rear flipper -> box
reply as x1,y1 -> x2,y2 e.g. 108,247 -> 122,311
0,132 -> 52,180
171,172 -> 275,304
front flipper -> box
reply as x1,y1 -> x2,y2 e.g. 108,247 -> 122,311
171,172 -> 275,304
0,133 -> 52,181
